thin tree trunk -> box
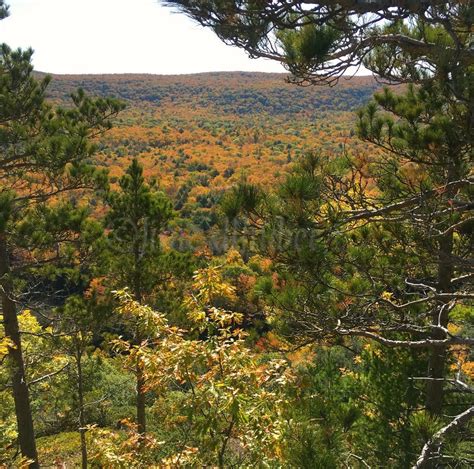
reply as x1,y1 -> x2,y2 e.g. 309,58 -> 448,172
136,361 -> 146,435
76,341 -> 87,469
217,418 -> 235,468
425,229 -> 454,415
0,234 -> 39,467
132,255 -> 146,436
425,159 -> 458,416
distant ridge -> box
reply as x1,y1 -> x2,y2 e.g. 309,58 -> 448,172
36,70 -> 376,86
39,71 -> 379,117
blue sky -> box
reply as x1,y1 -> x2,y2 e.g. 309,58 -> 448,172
1,0 -> 285,74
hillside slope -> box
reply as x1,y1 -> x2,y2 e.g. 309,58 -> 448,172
43,72 -> 378,116
40,72 -> 381,231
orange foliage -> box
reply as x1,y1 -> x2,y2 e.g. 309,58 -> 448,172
44,72 -> 383,200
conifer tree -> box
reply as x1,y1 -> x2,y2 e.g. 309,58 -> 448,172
221,83 -> 473,465
106,159 -> 173,304
167,1 -> 473,462
105,158 -> 173,435
355,82 -> 473,418
0,1 -> 8,19
165,1 -> 473,88
0,15 -> 122,463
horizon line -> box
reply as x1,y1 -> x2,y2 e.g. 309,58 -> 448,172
34,70 -> 374,78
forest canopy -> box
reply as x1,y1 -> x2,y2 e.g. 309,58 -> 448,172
0,0 -> 472,467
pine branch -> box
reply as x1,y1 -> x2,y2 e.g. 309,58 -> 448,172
414,405 -> 474,468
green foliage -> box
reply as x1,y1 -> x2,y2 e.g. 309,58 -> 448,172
36,432 -> 82,467
0,40 -> 123,278
278,22 -> 340,67
1,3 -> 473,467
107,159 -> 173,243
282,349 -> 357,468
220,180 -> 263,222
104,158 -> 173,302
91,269 -> 293,467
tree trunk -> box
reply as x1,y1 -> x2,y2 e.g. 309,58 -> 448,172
0,234 -> 39,467
425,159 -> 458,417
76,341 -> 88,469
425,231 -> 454,416
133,246 -> 147,436
136,361 -> 146,435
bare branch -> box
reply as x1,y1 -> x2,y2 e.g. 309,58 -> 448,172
414,406 -> 474,468
336,329 -> 474,348
27,363 -> 70,387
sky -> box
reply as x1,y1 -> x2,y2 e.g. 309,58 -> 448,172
1,0 -> 285,75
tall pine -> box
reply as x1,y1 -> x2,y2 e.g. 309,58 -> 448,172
0,16 -> 122,463
105,158 -> 172,434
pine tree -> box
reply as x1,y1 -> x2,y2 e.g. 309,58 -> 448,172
105,158 -> 173,434
221,80 -> 473,464
355,82 -> 473,418
167,1 -> 472,462
165,1 -> 473,88
0,1 -> 8,19
0,29 -> 122,464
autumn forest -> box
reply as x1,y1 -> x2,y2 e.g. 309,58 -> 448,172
0,1 -> 472,468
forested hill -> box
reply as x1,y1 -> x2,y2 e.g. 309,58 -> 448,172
40,72 -> 379,116
3,1 -> 471,465
31,72 -> 382,192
